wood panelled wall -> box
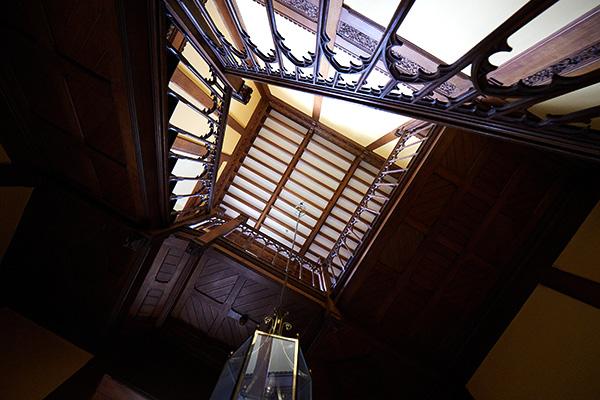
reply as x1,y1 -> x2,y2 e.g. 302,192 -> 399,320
1,0 -> 168,226
308,127 -> 599,399
130,240 -> 324,350
1,184 -> 149,351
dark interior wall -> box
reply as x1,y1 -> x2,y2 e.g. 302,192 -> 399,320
308,128 -> 600,399
45,335 -> 223,400
1,184 -> 225,400
0,0 -> 169,227
0,187 -> 32,264
0,308 -> 92,400
0,183 -> 147,351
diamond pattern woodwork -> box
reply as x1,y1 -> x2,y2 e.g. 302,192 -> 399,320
129,242 -> 324,348
3,0 -> 166,224
309,127 -> 594,397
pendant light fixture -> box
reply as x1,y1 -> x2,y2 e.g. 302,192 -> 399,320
210,203 -> 312,399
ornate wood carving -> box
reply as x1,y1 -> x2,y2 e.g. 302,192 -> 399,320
522,42 -> 600,86
167,0 -> 600,160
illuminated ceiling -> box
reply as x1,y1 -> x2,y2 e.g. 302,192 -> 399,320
203,0 -> 600,135
166,0 -> 600,272
217,107 -> 426,277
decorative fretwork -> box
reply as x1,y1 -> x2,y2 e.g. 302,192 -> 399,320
325,123 -> 435,282
165,28 -> 234,222
337,21 -> 378,53
522,42 -> 600,86
193,217 -> 328,291
278,0 -> 319,21
164,0 -> 600,160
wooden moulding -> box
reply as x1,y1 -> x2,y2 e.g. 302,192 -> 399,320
213,98 -> 270,206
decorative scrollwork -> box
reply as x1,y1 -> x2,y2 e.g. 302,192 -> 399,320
207,220 -> 327,291
168,0 -> 600,165
337,22 -> 378,54
327,124 -> 433,277
278,0 -> 319,21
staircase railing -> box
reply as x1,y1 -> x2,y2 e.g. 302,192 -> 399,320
161,7 -> 252,224
190,217 -> 329,292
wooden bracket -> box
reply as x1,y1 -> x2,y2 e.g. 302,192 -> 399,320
191,214 -> 248,246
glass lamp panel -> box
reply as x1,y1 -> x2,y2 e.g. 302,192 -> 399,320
236,332 -> 297,399
210,331 -> 312,400
296,349 -> 312,400
210,335 -> 253,400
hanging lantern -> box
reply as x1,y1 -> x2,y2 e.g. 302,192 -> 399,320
210,203 -> 311,399
210,310 -> 312,399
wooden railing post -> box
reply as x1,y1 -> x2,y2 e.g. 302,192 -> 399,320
319,257 -> 333,293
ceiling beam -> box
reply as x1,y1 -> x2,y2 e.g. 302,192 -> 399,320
269,97 -> 388,168
256,82 -> 272,100
366,120 -> 430,151
254,128 -> 315,230
164,0 -> 247,96
541,267 -> 600,310
214,98 -> 269,206
490,7 -> 600,85
312,95 -> 324,121
227,115 -> 245,135
192,214 -> 248,245
300,154 -> 364,255
226,65 -> 600,161
214,0 -> 274,105
213,0 -> 246,51
172,136 -> 208,155
366,129 -> 399,151
312,0 -> 343,122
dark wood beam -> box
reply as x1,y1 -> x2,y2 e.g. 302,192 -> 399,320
213,98 -> 269,206
366,129 -> 399,151
227,115 -> 246,135
452,171 -> 600,384
541,267 -> 600,310
164,0 -> 247,95
171,67 -> 214,109
254,128 -> 315,230
300,154 -> 363,254
172,66 -> 246,135
191,214 -> 248,245
172,136 -> 208,155
228,66 -> 600,161
312,95 -> 323,121
366,120 -> 430,150
312,0 -> 343,121
256,82 -> 272,100
213,0 -> 246,52
491,7 -> 600,85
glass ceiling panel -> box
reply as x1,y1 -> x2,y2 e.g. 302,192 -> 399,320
489,0 -> 600,66
218,107 -> 416,272
319,97 -> 411,147
396,0 -> 529,64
